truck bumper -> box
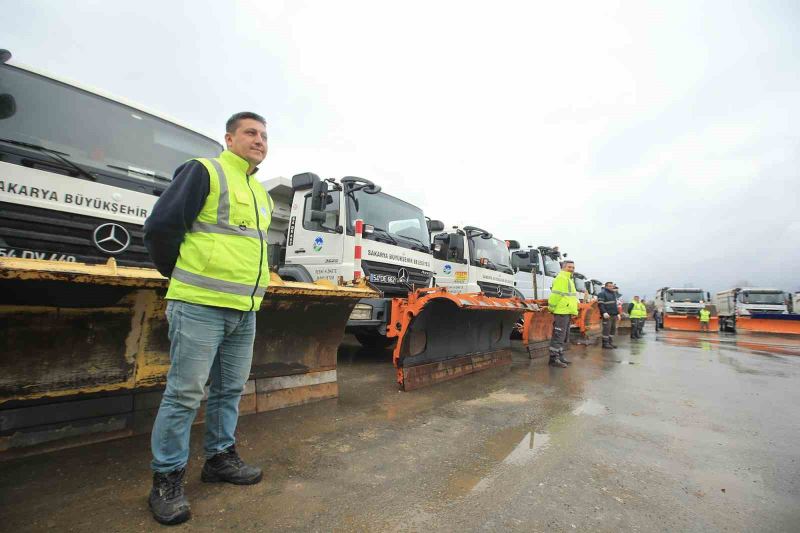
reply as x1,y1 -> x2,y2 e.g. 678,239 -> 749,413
346,298 -> 391,335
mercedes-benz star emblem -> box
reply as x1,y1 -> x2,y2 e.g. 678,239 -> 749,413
92,223 -> 131,255
397,268 -> 409,283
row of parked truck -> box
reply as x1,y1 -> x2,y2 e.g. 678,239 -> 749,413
0,49 -> 795,455
654,286 -> 800,334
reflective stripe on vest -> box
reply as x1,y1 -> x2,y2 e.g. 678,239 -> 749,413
189,159 -> 270,241
552,289 -> 578,297
172,267 -> 267,298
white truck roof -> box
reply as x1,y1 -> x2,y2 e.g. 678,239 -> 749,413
6,57 -> 220,146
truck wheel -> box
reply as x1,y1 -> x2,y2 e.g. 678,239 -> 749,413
354,331 -> 397,351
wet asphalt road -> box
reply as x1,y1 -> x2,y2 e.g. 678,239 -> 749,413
1,324 -> 799,532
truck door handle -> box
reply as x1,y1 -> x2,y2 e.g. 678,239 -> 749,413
295,248 -> 306,254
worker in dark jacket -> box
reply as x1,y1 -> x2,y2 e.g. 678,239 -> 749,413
597,282 -> 620,349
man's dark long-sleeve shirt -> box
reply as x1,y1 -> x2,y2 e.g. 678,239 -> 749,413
143,161 -> 209,277
597,288 -> 619,316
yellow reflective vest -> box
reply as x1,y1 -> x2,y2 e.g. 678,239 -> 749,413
548,271 -> 579,316
630,301 -> 647,319
699,309 -> 711,322
166,150 -> 273,312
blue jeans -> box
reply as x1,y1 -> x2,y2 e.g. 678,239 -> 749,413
151,300 -> 256,473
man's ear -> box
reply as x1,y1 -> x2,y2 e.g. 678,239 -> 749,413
224,132 -> 233,148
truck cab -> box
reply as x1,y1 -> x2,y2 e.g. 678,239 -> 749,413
715,288 -> 788,331
654,287 -> 710,321
430,226 -> 515,298
0,50 -> 222,269
510,246 -> 563,300
573,272 -> 589,302
266,173 -> 442,346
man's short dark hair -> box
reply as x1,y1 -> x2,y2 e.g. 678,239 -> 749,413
605,281 -> 614,286
226,112 -> 267,134
562,260 -> 574,265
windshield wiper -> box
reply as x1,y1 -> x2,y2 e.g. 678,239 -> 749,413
369,227 -> 398,246
107,164 -> 171,182
0,137 -> 97,182
396,234 -> 430,252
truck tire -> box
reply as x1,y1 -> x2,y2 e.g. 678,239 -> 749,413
354,330 -> 397,351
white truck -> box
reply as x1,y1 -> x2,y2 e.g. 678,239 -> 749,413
0,49 -> 221,293
265,174 -> 444,348
510,245 -> 562,300
654,287 -> 712,330
430,226 -> 516,298
714,288 -> 789,332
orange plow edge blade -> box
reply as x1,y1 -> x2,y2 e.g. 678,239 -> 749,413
387,288 -> 530,391
518,300 -> 553,358
572,301 -> 601,343
662,315 -> 719,332
736,316 -> 800,335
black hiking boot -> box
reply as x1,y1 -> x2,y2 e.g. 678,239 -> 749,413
558,354 -> 572,365
602,340 -> 614,349
149,468 -> 191,526
549,356 -> 568,368
201,445 -> 262,485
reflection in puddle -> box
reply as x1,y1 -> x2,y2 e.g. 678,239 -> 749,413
471,432 -> 551,494
572,398 -> 608,416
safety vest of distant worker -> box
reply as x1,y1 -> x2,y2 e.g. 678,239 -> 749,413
630,301 -> 647,319
167,150 -> 273,312
548,271 -> 579,316
698,309 -> 711,323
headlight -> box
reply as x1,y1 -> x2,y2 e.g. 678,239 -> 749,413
349,303 -> 373,321
665,306 -> 673,312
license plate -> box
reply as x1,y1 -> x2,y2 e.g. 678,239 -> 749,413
0,248 -> 77,262
369,273 -> 397,284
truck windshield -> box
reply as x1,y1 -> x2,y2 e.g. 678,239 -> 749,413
543,254 -> 561,277
469,236 -> 512,273
666,290 -> 704,302
347,190 -> 429,251
574,277 -> 587,292
0,64 -> 221,181
741,292 -> 785,305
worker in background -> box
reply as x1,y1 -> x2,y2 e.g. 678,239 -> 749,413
598,281 -> 620,349
627,296 -> 647,339
699,305 -> 711,332
653,306 -> 662,332
547,260 -> 580,367
143,112 -> 272,526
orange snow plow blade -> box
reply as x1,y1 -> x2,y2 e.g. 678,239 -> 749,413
736,316 -> 800,335
662,315 -> 719,332
387,288 -> 530,391
518,300 -> 553,358
573,301 -> 601,341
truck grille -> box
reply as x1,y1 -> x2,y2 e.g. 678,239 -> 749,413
0,202 -> 152,268
669,306 -> 701,315
477,281 -> 514,299
360,260 -> 431,296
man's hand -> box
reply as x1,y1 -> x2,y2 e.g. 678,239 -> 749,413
603,312 -> 610,319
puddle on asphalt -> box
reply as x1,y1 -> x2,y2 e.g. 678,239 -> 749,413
500,432 -> 551,467
572,398 -> 608,416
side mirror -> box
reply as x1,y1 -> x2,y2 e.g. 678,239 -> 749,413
450,233 -> 465,262
506,240 -> 520,250
0,94 -> 16,120
310,177 -> 328,212
427,219 -> 444,232
291,172 -> 320,191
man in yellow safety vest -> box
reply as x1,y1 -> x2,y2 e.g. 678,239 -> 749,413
143,112 -> 272,525
699,306 -> 711,332
627,296 -> 647,339
547,260 -> 580,367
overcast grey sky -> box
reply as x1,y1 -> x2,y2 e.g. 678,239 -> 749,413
4,0 -> 799,298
